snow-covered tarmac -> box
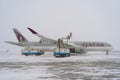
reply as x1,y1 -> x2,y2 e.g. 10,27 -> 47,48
0,52 -> 120,80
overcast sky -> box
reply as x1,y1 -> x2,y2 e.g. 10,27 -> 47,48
0,0 -> 120,53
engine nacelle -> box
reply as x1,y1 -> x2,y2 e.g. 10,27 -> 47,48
69,47 -> 86,53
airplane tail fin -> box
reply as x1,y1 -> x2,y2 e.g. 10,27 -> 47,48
13,28 -> 28,42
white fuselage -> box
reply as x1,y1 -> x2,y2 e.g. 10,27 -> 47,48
16,41 -> 112,52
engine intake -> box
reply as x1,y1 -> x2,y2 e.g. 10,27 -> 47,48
69,47 -> 86,53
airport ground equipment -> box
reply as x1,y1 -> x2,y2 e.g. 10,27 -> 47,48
53,48 -> 70,57
21,48 -> 44,56
53,38 -> 70,57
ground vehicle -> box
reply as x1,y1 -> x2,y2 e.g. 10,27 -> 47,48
21,48 -> 44,56
53,48 -> 70,57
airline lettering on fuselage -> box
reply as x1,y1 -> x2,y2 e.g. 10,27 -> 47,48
82,43 -> 104,47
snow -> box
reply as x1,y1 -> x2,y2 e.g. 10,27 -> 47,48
0,52 -> 120,80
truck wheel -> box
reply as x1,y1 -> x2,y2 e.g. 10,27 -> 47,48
66,54 -> 70,57
68,54 -> 70,57
35,54 -> 40,56
25,54 -> 29,56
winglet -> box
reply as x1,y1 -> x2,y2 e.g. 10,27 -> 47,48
27,27 -> 38,34
27,27 -> 56,42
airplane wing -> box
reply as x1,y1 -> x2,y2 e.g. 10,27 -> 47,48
64,41 -> 85,49
27,27 -> 86,51
27,27 -> 85,48
27,27 -> 57,44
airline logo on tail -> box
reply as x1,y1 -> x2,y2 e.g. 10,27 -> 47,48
13,28 -> 28,42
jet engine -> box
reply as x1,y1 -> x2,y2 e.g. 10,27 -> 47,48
69,46 -> 86,53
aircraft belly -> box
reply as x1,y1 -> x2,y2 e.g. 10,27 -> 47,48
22,42 -> 55,46
85,47 -> 113,51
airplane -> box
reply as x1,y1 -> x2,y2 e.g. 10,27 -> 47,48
5,28 -> 113,54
